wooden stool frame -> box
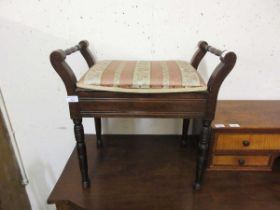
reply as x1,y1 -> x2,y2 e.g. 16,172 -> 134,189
50,40 -> 236,190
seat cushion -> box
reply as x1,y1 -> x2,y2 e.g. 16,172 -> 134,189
77,60 -> 207,93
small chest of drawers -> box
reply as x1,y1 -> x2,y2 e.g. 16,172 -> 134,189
208,101 -> 280,171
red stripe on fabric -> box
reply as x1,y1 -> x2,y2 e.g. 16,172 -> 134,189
166,61 -> 182,88
100,61 -> 120,87
150,61 -> 163,88
119,61 -> 136,88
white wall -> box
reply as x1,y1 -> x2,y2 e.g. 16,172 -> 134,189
0,0 -> 280,209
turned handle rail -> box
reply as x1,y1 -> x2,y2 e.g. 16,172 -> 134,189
198,41 -> 223,57
190,41 -> 230,69
51,40 -> 95,69
206,46 -> 223,57
64,45 -> 82,55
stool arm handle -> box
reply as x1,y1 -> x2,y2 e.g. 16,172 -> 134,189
199,41 -> 223,57
191,40 -> 237,92
79,40 -> 95,67
191,41 -> 235,69
190,41 -> 208,69
191,41 -> 237,119
207,51 -> 237,93
63,40 -> 95,67
50,40 -> 96,95
206,51 -> 237,119
50,50 -> 77,95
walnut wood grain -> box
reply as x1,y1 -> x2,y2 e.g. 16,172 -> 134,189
215,133 -> 280,151
79,97 -> 208,118
48,135 -> 280,210
212,100 -> 280,131
212,155 -> 270,166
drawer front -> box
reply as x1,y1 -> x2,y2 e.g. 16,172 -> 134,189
79,98 -> 207,117
215,133 -> 280,151
212,155 -> 270,167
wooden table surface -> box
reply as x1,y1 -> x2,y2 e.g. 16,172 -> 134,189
48,134 -> 280,210
213,100 -> 280,131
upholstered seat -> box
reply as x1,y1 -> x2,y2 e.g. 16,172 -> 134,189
77,60 -> 207,93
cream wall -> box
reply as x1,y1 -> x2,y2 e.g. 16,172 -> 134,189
0,0 -> 280,209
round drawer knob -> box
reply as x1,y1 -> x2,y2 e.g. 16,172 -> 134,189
242,140 -> 250,147
238,159 -> 246,166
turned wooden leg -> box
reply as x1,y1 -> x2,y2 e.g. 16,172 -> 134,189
73,119 -> 90,188
94,118 -> 102,148
193,120 -> 211,190
181,119 -> 190,147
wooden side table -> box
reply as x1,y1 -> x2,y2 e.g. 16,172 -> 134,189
48,133 -> 280,210
208,100 -> 280,171
47,101 -> 280,210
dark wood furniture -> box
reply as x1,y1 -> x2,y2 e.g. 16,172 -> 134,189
48,134 -> 280,210
208,100 -> 280,171
50,40 -> 236,190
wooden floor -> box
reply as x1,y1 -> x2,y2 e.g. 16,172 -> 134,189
48,135 -> 280,210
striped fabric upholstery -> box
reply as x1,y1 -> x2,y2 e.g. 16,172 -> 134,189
77,60 -> 207,93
